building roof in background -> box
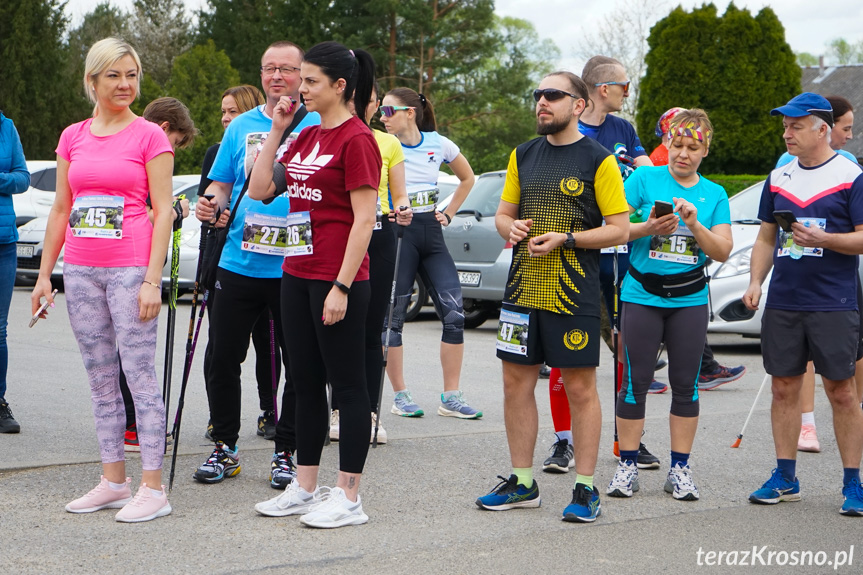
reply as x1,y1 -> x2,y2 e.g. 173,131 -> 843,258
801,64 -> 863,160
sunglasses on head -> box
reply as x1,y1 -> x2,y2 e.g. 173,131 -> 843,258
379,105 -> 414,117
595,80 -> 631,94
532,88 -> 580,103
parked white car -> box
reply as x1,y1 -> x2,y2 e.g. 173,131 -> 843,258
16,175 -> 203,293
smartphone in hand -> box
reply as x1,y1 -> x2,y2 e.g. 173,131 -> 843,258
654,200 -> 674,218
773,210 -> 797,233
30,289 -> 58,328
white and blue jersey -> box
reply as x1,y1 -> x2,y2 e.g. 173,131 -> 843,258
208,105 -> 320,278
759,154 -> 863,311
401,131 -> 459,188
621,166 -> 730,308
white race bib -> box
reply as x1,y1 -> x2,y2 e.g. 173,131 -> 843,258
284,211 -> 313,256
69,195 -> 124,239
241,212 -> 288,256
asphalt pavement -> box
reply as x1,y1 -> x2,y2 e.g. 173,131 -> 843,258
1,286 -> 860,574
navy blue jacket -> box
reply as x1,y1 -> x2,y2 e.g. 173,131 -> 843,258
0,112 -> 30,244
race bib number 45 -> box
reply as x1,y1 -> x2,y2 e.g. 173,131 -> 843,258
69,195 -> 124,239
649,222 -> 699,264
242,212 -> 289,256
496,308 -> 530,356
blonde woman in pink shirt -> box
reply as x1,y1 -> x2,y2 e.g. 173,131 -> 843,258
31,38 -> 175,523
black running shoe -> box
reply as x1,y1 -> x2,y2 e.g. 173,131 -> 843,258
0,399 -> 20,434
269,451 -> 296,489
637,442 -> 660,470
542,436 -> 574,473
193,442 -> 241,483
257,411 -> 276,440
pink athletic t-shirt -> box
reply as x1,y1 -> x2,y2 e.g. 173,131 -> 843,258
55,117 -> 174,267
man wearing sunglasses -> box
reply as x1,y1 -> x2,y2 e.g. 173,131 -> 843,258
477,71 -> 629,524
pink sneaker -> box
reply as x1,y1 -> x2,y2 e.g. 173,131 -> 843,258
115,483 -> 172,523
65,476 -> 132,513
798,424 -> 821,453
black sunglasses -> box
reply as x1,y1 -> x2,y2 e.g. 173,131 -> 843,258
533,88 -> 580,103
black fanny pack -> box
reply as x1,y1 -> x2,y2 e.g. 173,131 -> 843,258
628,265 -> 707,298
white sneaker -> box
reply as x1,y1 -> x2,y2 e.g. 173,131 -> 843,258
255,481 -> 328,517
607,460 -> 639,497
329,410 -> 340,442
664,463 -> 700,501
371,412 -> 387,444
300,487 -> 369,528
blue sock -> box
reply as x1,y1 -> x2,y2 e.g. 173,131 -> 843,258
843,468 -> 860,486
619,450 -> 639,465
777,459 -> 796,482
557,430 -> 573,445
670,451 -> 690,468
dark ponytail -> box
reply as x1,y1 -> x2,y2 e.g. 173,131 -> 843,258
388,87 -> 437,132
304,41 -> 376,125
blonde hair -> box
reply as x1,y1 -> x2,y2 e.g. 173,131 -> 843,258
668,108 -> 714,149
84,38 -> 142,104
222,85 -> 265,114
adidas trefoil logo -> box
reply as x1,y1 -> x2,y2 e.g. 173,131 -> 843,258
287,142 -> 333,181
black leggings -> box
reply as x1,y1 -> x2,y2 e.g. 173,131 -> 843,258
332,218 -> 397,413
617,302 -> 708,419
205,268 -> 295,450
282,273 -> 370,473
387,212 -> 464,347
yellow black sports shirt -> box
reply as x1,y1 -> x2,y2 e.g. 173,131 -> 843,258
501,136 -> 627,316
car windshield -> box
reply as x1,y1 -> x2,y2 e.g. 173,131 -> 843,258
455,174 -> 505,217
30,168 -> 56,192
728,181 -> 764,223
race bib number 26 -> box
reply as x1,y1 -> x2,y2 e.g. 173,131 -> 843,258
285,211 -> 313,257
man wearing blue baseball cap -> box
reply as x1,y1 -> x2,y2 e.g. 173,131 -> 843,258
743,92 -> 863,516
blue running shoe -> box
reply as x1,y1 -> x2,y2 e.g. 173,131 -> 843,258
476,475 -> 540,510
699,364 -> 746,390
438,390 -> 482,419
749,468 -> 801,504
391,390 -> 424,417
562,483 -> 601,523
840,477 -> 863,516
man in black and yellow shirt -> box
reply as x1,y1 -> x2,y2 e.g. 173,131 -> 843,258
476,71 -> 629,523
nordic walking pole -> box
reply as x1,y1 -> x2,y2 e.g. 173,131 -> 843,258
269,309 -> 278,425
167,215 -> 211,490
169,288 -> 209,490
732,373 -> 771,448
373,215 -> 406,448
612,248 -> 620,455
162,196 -> 184,434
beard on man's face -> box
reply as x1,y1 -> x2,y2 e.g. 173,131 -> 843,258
536,112 -> 571,136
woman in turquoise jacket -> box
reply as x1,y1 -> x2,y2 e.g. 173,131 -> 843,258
0,111 -> 30,433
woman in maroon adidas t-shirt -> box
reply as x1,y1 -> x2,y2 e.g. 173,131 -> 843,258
248,41 -> 381,528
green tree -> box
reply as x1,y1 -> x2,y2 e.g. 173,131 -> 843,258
129,0 -> 192,87
197,0 -> 339,86
0,0 -> 79,159
636,3 -> 799,174
827,37 -> 861,65
164,40 -> 240,174
796,51 -> 818,66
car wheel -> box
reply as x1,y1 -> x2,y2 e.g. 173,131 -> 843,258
404,276 -> 427,322
463,298 -> 492,329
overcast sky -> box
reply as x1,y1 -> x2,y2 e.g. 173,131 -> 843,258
65,0 -> 861,67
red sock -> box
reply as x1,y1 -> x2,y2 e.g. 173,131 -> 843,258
549,368 -> 571,433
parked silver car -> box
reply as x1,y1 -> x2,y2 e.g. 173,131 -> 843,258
707,181 -> 767,337
441,171 -> 509,328
13,161 -> 57,228
16,175 -> 203,293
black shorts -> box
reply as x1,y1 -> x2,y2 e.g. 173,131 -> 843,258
762,308 -> 858,381
495,302 -> 600,368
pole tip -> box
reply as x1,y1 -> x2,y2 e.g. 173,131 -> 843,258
731,436 -> 742,448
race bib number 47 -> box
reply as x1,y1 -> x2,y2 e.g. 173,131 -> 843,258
496,308 -> 530,356
69,195 -> 124,239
